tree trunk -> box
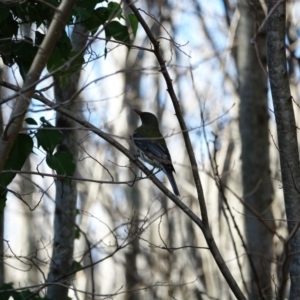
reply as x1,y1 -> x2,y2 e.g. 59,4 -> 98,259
123,28 -> 144,300
46,23 -> 89,299
267,1 -> 300,298
0,67 -> 4,285
237,1 -> 274,298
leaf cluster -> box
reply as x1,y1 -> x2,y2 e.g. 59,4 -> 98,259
0,117 -> 76,213
0,133 -> 33,211
0,0 -> 138,80
31,117 -> 76,180
0,282 -> 48,300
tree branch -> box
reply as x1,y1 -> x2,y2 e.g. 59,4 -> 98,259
267,0 -> 300,298
125,1 -> 246,299
0,0 -> 77,173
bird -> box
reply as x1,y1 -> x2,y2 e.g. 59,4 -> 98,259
133,109 -> 180,196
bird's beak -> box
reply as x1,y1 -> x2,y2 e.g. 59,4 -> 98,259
133,109 -> 142,116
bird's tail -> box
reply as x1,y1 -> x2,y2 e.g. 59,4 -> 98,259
163,165 -> 180,196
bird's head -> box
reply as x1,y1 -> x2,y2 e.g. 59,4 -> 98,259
134,109 -> 159,127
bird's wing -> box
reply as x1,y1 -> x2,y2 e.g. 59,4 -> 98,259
133,132 -> 171,162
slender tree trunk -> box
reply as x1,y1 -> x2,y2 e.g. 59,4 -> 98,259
237,1 -> 274,298
22,157 -> 39,284
0,67 -> 4,285
267,1 -> 300,298
46,23 -> 89,299
123,32 -> 143,300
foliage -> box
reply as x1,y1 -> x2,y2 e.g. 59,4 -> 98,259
0,116 -> 76,213
0,133 -> 33,211
0,282 -> 48,300
32,117 -> 76,180
0,0 -> 137,209
0,1 -> 140,297
0,0 -> 137,81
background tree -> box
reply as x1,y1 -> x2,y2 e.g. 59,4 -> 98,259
0,0 -> 300,299
237,0 -> 274,298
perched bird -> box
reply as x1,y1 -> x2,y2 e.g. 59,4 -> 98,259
133,109 -> 180,196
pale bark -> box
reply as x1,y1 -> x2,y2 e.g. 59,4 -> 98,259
46,23 -> 89,299
22,157 -> 39,284
123,8 -> 143,296
237,0 -> 274,299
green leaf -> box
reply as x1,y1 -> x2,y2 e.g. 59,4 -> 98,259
0,282 -> 45,299
36,119 -> 63,154
0,198 -> 6,214
0,7 -> 10,23
105,21 -> 131,45
75,228 -> 81,239
47,31 -> 84,86
47,50 -> 65,73
46,153 -> 62,174
0,134 -> 33,208
56,30 -> 72,56
12,0 -> 58,27
47,30 -> 72,74
0,31 -> 36,69
57,51 -> 85,87
107,2 -> 122,20
35,31 -> 45,46
0,9 -> 18,38
0,134 -> 33,187
73,6 -> 94,20
0,282 -> 14,300
76,0 -> 106,11
85,7 -> 109,35
24,118 -> 38,125
0,40 -> 14,66
12,39 -> 38,80
46,151 -> 75,177
73,0 -> 107,25
13,289 -> 35,300
129,14 -> 138,39
74,260 -> 83,271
